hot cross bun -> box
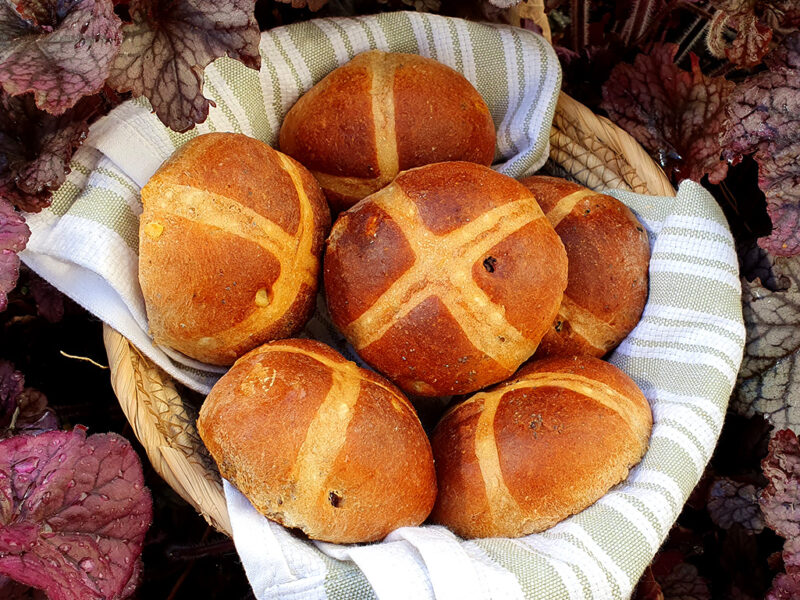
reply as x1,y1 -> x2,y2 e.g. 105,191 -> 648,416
279,50 -> 496,213
138,133 -> 330,365
324,161 -> 568,397
431,355 -> 652,538
197,338 -> 437,543
520,175 -> 650,358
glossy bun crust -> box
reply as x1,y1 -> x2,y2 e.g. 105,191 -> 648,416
279,50 -> 496,212
520,175 -> 650,358
324,161 -> 568,397
197,339 -> 437,544
138,133 -> 330,365
431,355 -> 652,539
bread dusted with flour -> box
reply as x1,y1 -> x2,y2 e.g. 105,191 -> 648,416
279,50 -> 496,212
520,175 -> 650,358
138,133 -> 330,365
197,338 -> 436,544
324,161 -> 568,397
431,355 -> 652,539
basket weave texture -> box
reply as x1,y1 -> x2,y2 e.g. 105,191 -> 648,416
102,91 -> 674,538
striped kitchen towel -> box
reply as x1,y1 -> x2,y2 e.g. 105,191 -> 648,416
20,10 -> 745,600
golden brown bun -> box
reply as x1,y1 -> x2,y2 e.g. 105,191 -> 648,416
279,50 -> 496,212
197,338 -> 437,544
324,161 -> 568,397
138,133 -> 330,365
430,355 -> 652,539
519,175 -> 650,358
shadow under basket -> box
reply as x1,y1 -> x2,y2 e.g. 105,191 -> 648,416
102,91 -> 675,538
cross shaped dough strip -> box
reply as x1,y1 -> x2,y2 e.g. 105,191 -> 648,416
250,343 -> 413,512
343,184 -> 547,372
545,187 -> 631,352
471,371 -> 648,530
145,155 -> 318,344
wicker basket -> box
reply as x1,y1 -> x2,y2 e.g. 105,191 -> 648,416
102,90 -> 674,538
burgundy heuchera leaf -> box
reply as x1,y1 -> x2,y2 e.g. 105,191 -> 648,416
762,430 -> 800,600
0,90 -> 101,213
601,43 -> 734,185
0,363 -> 24,425
0,198 -> 30,312
782,537 -> 800,575
107,0 -> 261,132
708,0 -> 800,68
0,361 -> 58,438
760,429 -> 800,539
721,32 -> 800,257
28,274 -> 65,323
766,572 -> 800,600
0,428 -> 152,600
0,0 -> 122,114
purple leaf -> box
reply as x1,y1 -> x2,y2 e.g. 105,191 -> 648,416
783,537 -> 800,575
0,362 -> 25,430
28,274 -> 64,323
0,428 -> 152,600
766,572 -> 800,600
760,429 -> 800,539
116,558 -> 142,600
0,90 -> 102,213
601,43 -> 734,185
0,0 -> 122,114
13,390 -> 59,438
708,0 -> 800,68
726,15 -> 773,68
707,477 -> 765,533
107,0 -> 261,133
0,361 -> 57,439
0,200 -> 29,254
0,250 -> 21,313
0,198 -> 30,311
659,562 -> 711,600
721,33 -> 800,256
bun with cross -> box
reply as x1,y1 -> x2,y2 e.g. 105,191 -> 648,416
324,161 -> 568,397
197,338 -> 437,544
520,175 -> 650,359
138,133 -> 330,365
279,50 -> 496,213
430,355 -> 653,539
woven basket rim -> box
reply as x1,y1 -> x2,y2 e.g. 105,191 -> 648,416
103,90 -> 675,538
